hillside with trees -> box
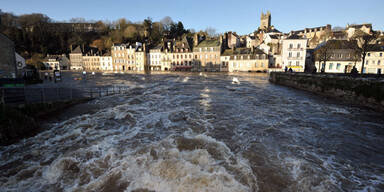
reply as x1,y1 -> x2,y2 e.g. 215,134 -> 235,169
0,11 -> 193,67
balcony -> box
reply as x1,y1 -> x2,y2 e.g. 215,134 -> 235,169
287,48 -> 304,51
287,57 -> 303,60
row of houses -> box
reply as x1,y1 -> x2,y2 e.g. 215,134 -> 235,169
66,32 -> 384,74
66,11 -> 384,74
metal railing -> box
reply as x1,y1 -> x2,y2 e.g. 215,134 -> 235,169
0,86 -> 131,105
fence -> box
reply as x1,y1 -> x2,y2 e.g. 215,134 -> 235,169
0,86 -> 131,105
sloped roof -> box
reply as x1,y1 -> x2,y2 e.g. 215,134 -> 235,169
286,34 -> 303,40
72,45 -> 82,54
325,40 -> 358,49
222,47 -> 266,56
368,44 -> 384,52
196,39 -> 220,48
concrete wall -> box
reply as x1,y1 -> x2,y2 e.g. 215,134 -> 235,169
269,72 -> 384,111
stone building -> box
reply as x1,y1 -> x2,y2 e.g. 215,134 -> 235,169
111,44 -> 129,71
69,46 -> 83,70
346,24 -> 373,39
82,48 -> 101,71
223,32 -> 240,49
282,34 -> 308,72
169,37 -> 194,71
0,33 -> 16,78
222,47 -> 269,72
193,36 -> 222,72
260,11 -> 271,30
293,25 -> 332,40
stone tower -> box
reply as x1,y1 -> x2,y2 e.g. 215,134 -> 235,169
260,11 -> 271,30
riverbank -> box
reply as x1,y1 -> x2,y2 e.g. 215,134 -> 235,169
0,98 -> 92,145
269,72 -> 384,111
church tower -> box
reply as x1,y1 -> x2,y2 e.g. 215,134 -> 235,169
260,11 -> 271,30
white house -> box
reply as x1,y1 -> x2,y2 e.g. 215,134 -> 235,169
148,45 -> 163,71
282,34 -> 307,72
100,55 -> 113,71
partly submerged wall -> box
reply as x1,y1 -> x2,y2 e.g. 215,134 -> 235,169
269,72 -> 384,111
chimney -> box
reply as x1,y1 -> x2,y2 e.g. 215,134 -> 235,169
194,34 -> 199,46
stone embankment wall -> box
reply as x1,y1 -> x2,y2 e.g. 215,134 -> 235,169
269,72 -> 384,111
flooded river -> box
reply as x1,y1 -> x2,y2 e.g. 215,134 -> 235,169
1,73 -> 383,191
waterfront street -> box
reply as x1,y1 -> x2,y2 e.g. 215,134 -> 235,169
1,72 -> 383,191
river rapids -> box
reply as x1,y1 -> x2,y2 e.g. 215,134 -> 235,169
0,73 -> 383,192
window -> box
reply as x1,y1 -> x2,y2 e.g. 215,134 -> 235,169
336,63 -> 341,70
297,44 -> 301,48
366,60 -> 369,65
297,52 -> 300,57
329,63 -> 333,70
289,44 -> 293,49
289,61 -> 292,66
296,61 -> 299,66
380,53 -> 383,57
368,53 -> 371,57
378,60 -> 381,65
289,52 -> 292,58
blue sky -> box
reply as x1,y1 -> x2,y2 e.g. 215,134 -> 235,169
2,0 -> 383,34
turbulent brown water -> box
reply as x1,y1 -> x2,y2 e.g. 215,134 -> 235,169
1,72 -> 384,192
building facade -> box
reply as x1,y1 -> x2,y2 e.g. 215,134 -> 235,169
100,55 -> 113,71
222,47 -> 269,72
314,40 -> 360,73
282,35 -> 308,72
69,46 -> 83,70
365,46 -> 384,74
193,39 -> 221,72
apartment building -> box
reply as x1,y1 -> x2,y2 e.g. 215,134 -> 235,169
222,47 -> 268,72
365,45 -> 384,74
193,35 -> 221,72
282,34 -> 308,72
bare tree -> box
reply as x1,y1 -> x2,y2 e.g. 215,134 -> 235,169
205,27 -> 217,37
314,42 -> 333,72
352,30 -> 378,74
160,16 -> 173,31
69,17 -> 86,23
